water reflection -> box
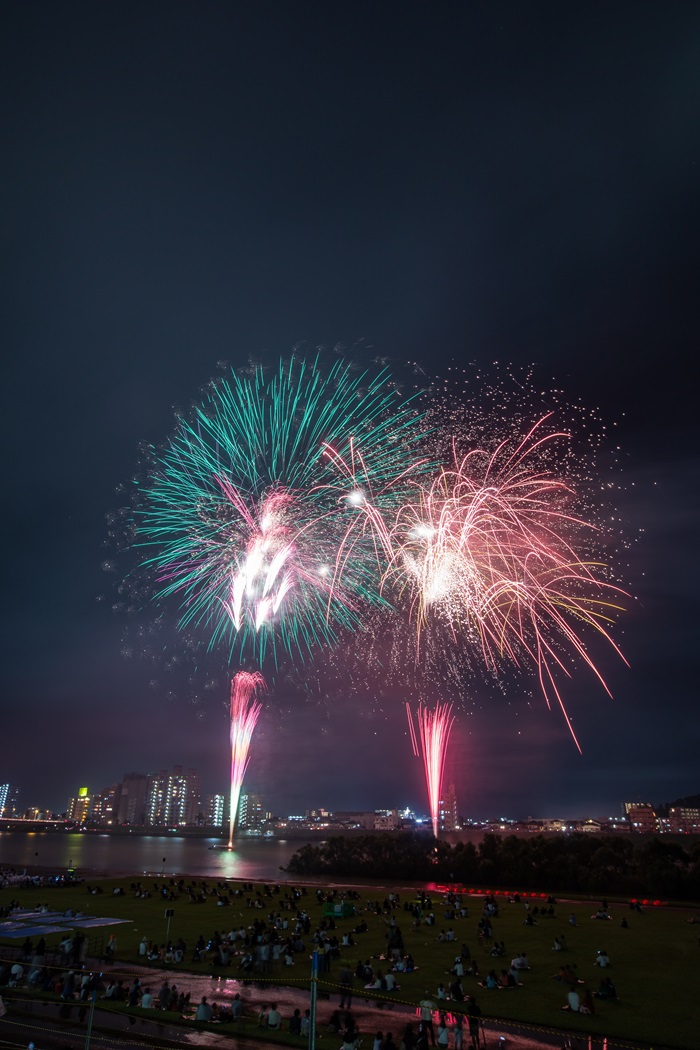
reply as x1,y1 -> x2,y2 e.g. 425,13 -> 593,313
0,832 -> 297,881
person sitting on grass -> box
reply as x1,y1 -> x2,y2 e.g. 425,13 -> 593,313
551,964 -> 579,984
594,976 -> 618,1000
267,1002 -> 282,1029
579,987 -> 595,1015
450,978 -> 465,1001
343,1017 -> 361,1050
9,963 -> 24,988
231,993 -> 243,1020
562,986 -> 580,1012
195,996 -> 212,1022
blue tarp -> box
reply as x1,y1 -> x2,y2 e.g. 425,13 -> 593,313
0,911 -> 129,938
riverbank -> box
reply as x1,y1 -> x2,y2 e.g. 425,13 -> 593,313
2,869 -> 697,1050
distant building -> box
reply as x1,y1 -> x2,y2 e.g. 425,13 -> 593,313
117,773 -> 150,825
668,806 -> 700,834
239,793 -> 266,829
204,794 -> 225,827
624,802 -> 658,833
524,818 -> 567,832
374,809 -> 400,831
439,785 -> 459,832
577,819 -> 606,833
332,811 -> 376,830
90,784 -> 121,825
0,784 -> 20,818
67,787 -> 91,824
146,766 -> 201,826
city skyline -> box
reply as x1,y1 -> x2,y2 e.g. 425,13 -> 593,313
3,4 -> 699,818
3,766 -> 698,829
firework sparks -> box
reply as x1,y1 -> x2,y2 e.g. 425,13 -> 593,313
228,671 -> 265,848
388,414 -> 628,750
135,356 -> 427,664
408,702 -> 455,838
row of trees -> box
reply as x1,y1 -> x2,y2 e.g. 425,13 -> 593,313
286,831 -> 700,899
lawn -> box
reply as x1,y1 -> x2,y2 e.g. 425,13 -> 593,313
1,875 -> 697,1048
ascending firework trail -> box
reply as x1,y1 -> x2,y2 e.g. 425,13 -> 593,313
407,701 -> 455,839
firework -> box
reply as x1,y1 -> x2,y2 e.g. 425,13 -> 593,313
228,671 -> 265,848
135,356 -> 427,664
387,413 -> 628,749
407,701 -> 455,838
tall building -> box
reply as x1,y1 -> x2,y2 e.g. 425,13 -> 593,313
624,802 -> 658,833
117,773 -> 150,825
439,785 -> 459,832
238,793 -> 265,829
203,794 -> 225,827
90,784 -> 121,825
0,784 -> 20,817
67,787 -> 91,824
146,767 -> 201,826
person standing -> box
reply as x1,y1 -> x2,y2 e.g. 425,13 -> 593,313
340,964 -> 353,1008
419,992 -> 436,1046
466,997 -> 482,1049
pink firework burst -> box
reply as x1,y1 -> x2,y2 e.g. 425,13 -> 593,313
390,416 -> 628,750
228,671 -> 265,848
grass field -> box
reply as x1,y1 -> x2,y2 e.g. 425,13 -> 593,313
1,875 -> 698,1048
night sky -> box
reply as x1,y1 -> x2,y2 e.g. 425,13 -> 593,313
2,2 -> 698,820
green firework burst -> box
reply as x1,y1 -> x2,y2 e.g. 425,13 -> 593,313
134,356 -> 428,664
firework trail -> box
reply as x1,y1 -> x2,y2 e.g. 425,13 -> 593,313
228,671 -> 265,848
407,702 -> 455,838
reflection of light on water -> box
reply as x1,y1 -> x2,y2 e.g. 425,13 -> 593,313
0,832 -> 302,881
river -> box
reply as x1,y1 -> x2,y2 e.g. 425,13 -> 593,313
0,830 -> 306,881
0,829 -> 492,888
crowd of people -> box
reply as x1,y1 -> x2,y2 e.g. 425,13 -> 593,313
0,877 -> 636,1047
